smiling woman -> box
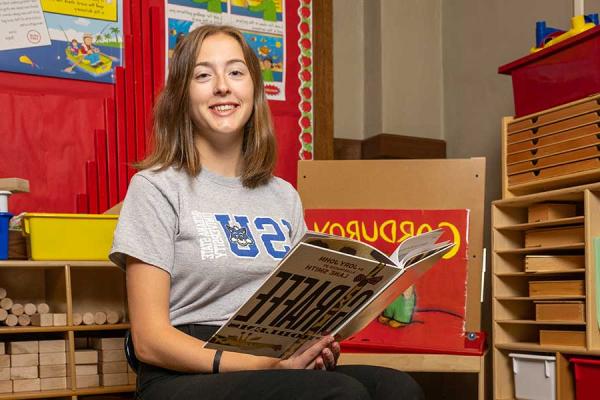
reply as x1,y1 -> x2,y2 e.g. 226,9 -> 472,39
109,24 -> 424,400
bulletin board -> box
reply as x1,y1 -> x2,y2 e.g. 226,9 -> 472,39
297,159 -> 486,354
0,0 -> 313,215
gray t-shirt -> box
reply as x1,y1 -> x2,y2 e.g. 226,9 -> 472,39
109,167 -> 307,326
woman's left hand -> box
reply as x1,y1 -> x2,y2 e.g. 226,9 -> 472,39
314,340 -> 340,370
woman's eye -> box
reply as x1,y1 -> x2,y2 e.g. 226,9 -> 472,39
195,72 -> 210,80
230,70 -> 244,77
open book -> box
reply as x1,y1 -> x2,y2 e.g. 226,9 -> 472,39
204,229 -> 454,358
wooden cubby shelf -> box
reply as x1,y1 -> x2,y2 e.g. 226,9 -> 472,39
496,216 -> 585,231
493,182 -> 600,399
0,260 -> 132,399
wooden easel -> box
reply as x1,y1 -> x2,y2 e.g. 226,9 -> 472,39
297,158 -> 486,399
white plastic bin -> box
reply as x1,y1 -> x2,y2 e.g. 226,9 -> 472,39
509,353 -> 556,400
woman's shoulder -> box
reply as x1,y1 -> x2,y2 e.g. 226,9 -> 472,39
264,176 -> 300,199
134,166 -> 189,185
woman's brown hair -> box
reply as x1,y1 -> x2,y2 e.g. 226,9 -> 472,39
136,25 -> 277,188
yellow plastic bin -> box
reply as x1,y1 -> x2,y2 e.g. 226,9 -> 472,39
22,213 -> 118,260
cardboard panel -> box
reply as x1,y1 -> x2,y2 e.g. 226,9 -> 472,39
297,158 -> 485,331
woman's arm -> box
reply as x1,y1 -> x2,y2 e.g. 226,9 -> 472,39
127,257 -> 334,373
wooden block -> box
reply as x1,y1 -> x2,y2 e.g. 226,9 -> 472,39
540,330 -> 586,347
0,178 -> 30,193
76,374 -> 99,388
75,350 -> 98,364
0,309 -> 5,321
23,303 -> 36,316
8,341 -> 38,354
11,303 -> 24,316
0,288 -> 5,299
128,372 -> 136,385
30,313 -> 53,327
39,364 -> 67,378
94,312 -> 107,325
0,298 -> 12,310
8,230 -> 27,260
92,337 -> 124,351
0,367 -> 9,380
11,366 -> 38,379
39,352 -> 66,366
101,372 -> 128,386
41,376 -> 67,390
525,255 -> 585,272
11,353 -> 38,367
13,378 -> 40,392
82,312 -> 95,325
0,355 -> 8,368
74,337 -> 88,349
536,301 -> 585,322
524,226 -> 585,248
53,313 -> 67,326
529,280 -> 585,296
17,314 -> 30,326
106,310 -> 121,324
0,342 -> 4,354
528,203 -> 577,223
99,361 -> 127,374
36,303 -> 49,314
99,349 -> 126,362
0,380 -> 11,394
4,314 -> 17,326
76,364 -> 98,375
39,340 -> 66,354
73,313 -> 83,326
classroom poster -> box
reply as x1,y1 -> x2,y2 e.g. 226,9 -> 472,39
0,0 -> 124,83
166,0 -> 287,101
305,209 -> 481,355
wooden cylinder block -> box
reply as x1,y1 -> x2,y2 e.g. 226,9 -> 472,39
11,303 -> 24,316
0,308 -> 7,321
0,298 -> 13,310
106,310 -> 120,325
17,314 -> 30,326
82,312 -> 95,325
36,303 -> 50,314
23,303 -> 36,316
0,288 -> 6,299
5,314 -> 18,327
94,312 -> 107,325
72,313 -> 83,326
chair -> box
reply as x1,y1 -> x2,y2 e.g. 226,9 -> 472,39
124,330 -> 140,372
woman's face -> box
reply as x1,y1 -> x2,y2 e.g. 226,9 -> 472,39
189,33 -> 254,144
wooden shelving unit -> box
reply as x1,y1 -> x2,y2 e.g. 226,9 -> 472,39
0,260 -> 133,400
492,182 -> 600,399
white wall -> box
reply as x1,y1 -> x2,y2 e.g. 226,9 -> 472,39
380,0 -> 443,139
332,0 -> 365,140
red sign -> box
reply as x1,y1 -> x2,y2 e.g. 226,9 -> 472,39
305,209 -> 483,355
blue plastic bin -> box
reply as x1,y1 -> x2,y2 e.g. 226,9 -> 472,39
0,212 -> 13,260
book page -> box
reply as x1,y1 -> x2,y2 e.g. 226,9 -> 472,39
390,228 -> 444,266
204,242 -> 398,358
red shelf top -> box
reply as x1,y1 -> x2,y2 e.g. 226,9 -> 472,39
498,24 -> 600,75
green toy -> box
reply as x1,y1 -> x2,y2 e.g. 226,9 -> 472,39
378,286 -> 416,328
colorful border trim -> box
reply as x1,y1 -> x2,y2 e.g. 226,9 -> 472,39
297,0 -> 313,160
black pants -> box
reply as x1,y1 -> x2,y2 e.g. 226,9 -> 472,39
137,325 -> 424,400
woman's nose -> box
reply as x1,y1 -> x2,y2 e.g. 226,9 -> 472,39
213,74 -> 230,95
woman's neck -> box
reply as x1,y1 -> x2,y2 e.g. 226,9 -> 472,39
195,134 -> 243,177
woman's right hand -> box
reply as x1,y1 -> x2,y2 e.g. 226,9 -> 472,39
276,336 -> 335,370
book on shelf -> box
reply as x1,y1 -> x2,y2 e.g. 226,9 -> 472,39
204,229 -> 454,358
